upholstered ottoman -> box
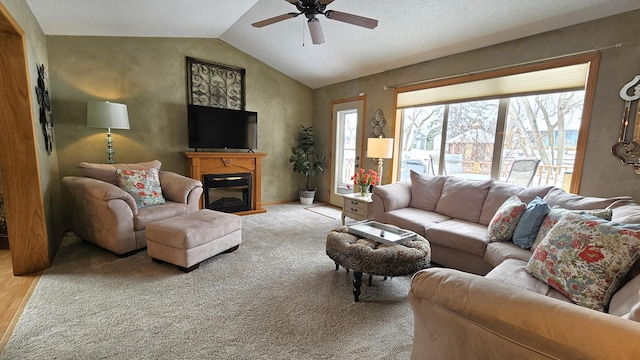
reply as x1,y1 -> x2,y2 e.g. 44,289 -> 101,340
146,209 -> 242,272
326,225 -> 431,301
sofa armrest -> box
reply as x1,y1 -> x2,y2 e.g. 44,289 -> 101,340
62,176 -> 138,215
409,268 -> 640,360
62,176 -> 140,254
159,171 -> 203,208
371,180 -> 412,216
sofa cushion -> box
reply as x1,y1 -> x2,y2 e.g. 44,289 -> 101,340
610,274 -> 640,316
487,195 -> 526,242
479,182 -> 553,225
435,177 -> 492,223
531,207 -> 613,250
542,187 -> 631,210
116,168 -> 166,208
607,199 -> 640,223
409,171 -> 446,211
425,219 -> 489,257
484,242 -> 533,267
512,197 -> 550,249
375,208 -> 450,237
485,259 -> 572,302
526,212 -> 640,311
134,201 -> 192,230
479,182 -> 525,225
78,160 -> 162,185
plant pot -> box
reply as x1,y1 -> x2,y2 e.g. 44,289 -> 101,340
299,189 -> 316,205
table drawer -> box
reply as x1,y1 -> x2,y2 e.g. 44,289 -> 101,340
343,208 -> 366,220
345,199 -> 367,213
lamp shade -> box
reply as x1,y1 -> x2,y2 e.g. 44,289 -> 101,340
87,101 -> 130,129
367,137 -> 394,159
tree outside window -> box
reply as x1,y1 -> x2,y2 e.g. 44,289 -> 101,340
398,90 -> 585,190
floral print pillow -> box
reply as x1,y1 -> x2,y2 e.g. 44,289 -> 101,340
116,168 -> 166,208
487,195 -> 527,242
531,207 -> 613,250
526,212 -> 640,311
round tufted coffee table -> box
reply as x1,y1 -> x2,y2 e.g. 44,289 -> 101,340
326,225 -> 431,302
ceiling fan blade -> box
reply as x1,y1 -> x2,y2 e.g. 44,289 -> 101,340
308,18 -> 325,45
285,0 -> 299,3
319,0 -> 335,4
252,13 -> 299,28
324,10 -> 378,29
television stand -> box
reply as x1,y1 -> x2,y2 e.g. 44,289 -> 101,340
183,152 -> 267,215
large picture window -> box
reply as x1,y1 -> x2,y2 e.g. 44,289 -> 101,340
395,54 -> 599,193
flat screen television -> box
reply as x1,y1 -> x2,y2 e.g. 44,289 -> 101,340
187,105 -> 258,151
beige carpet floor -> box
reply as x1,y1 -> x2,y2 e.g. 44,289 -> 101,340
0,203 -> 415,360
304,204 -> 343,220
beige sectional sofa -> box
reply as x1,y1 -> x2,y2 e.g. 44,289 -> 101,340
371,172 -> 640,359
409,267 -> 640,359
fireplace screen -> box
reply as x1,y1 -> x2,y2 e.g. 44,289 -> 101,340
203,173 -> 252,213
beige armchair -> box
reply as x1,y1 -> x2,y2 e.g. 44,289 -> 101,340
62,161 -> 203,256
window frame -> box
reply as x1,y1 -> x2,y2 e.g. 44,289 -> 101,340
391,53 -> 600,193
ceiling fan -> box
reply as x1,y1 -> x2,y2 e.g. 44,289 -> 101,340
252,0 -> 378,45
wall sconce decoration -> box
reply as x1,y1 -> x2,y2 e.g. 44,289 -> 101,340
35,64 -> 54,154
612,75 -> 640,173
370,108 -> 386,137
87,101 -> 130,164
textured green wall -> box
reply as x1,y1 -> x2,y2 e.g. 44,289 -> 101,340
47,36 -> 313,205
314,9 -> 640,203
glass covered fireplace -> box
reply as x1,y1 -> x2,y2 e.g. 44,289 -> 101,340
203,172 -> 252,213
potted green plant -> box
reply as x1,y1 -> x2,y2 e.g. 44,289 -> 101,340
289,126 -> 326,204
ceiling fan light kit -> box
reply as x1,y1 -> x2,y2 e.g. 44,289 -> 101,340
307,18 -> 325,44
252,0 -> 378,45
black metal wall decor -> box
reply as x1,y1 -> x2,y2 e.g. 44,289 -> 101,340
187,57 -> 245,110
35,64 -> 53,154
370,108 -> 386,137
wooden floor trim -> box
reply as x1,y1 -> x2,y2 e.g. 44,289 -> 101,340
0,250 -> 41,354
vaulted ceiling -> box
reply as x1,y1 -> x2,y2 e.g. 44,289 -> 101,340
25,0 -> 640,89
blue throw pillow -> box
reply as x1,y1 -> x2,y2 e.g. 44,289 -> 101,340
512,197 -> 550,249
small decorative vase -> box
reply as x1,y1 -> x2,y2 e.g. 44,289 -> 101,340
359,185 -> 368,197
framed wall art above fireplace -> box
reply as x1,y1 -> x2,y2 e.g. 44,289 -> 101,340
186,56 -> 245,110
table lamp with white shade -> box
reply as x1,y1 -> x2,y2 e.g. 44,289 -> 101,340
87,101 -> 130,164
367,136 -> 394,185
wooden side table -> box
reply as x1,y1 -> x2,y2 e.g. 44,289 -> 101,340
341,193 -> 373,225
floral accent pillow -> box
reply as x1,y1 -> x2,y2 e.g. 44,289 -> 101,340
487,195 -> 527,242
526,212 -> 640,311
531,207 -> 613,250
116,168 -> 165,208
